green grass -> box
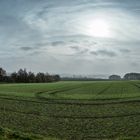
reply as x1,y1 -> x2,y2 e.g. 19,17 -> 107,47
0,82 -> 86,97
41,81 -> 140,100
0,81 -> 140,139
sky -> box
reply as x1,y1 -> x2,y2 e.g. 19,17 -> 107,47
0,0 -> 140,76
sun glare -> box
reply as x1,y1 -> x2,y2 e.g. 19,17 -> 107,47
87,19 -> 111,38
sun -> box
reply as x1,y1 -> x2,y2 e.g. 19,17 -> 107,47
86,19 -> 111,38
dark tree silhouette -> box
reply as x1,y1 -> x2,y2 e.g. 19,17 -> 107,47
0,68 -> 6,82
124,73 -> 140,80
0,67 -> 61,83
28,72 -> 36,83
109,75 -> 121,80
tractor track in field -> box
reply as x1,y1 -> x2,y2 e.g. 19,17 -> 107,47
83,135 -> 123,140
83,134 -> 124,140
35,87 -> 81,100
34,97 -> 140,105
34,83 -> 140,105
35,83 -> 93,100
0,94 -> 140,106
34,83 -> 113,103
96,83 -> 112,95
0,82 -> 140,106
49,112 -> 140,119
130,82 -> 140,89
0,106 -> 140,120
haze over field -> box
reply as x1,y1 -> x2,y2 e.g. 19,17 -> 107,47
0,0 -> 140,75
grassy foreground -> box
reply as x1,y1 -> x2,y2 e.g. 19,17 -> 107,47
0,81 -> 140,140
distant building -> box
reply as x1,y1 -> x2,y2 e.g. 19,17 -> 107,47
109,75 -> 121,80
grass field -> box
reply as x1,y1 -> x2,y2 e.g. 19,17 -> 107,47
0,81 -> 140,140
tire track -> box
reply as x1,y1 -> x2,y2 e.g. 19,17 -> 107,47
50,113 -> 140,119
130,82 -> 140,89
83,135 -> 119,140
34,83 -> 140,105
96,84 -> 112,95
35,83 -> 113,103
35,84 -> 92,100
0,82 -> 140,106
0,106 -> 140,120
0,94 -> 140,106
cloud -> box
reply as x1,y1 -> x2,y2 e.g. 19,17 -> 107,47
131,62 -> 139,67
119,49 -> 131,53
70,46 -> 80,51
50,41 -> 65,46
69,45 -> 90,55
0,0 -> 140,75
78,48 -> 89,55
20,47 -> 34,51
91,50 -> 117,57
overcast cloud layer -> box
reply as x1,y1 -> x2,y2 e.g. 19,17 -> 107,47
0,0 -> 140,76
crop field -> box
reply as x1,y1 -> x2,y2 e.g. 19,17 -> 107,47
0,81 -> 140,140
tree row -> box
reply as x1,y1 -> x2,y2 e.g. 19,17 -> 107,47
0,68 -> 60,83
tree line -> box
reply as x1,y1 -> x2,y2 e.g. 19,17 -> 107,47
123,73 -> 140,80
0,67 -> 60,83
109,73 -> 140,80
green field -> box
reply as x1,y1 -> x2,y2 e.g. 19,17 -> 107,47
0,81 -> 140,140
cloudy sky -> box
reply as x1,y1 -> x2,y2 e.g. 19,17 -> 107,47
0,0 -> 140,76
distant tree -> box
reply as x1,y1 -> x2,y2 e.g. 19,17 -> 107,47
11,72 -> 18,82
45,73 -> 53,82
16,69 -> 28,83
28,72 -> 35,83
109,75 -> 121,80
0,68 -> 6,82
0,68 -> 6,77
0,67 -> 61,83
3,76 -> 12,83
36,72 -> 46,83
124,73 -> 140,80
53,74 -> 61,81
